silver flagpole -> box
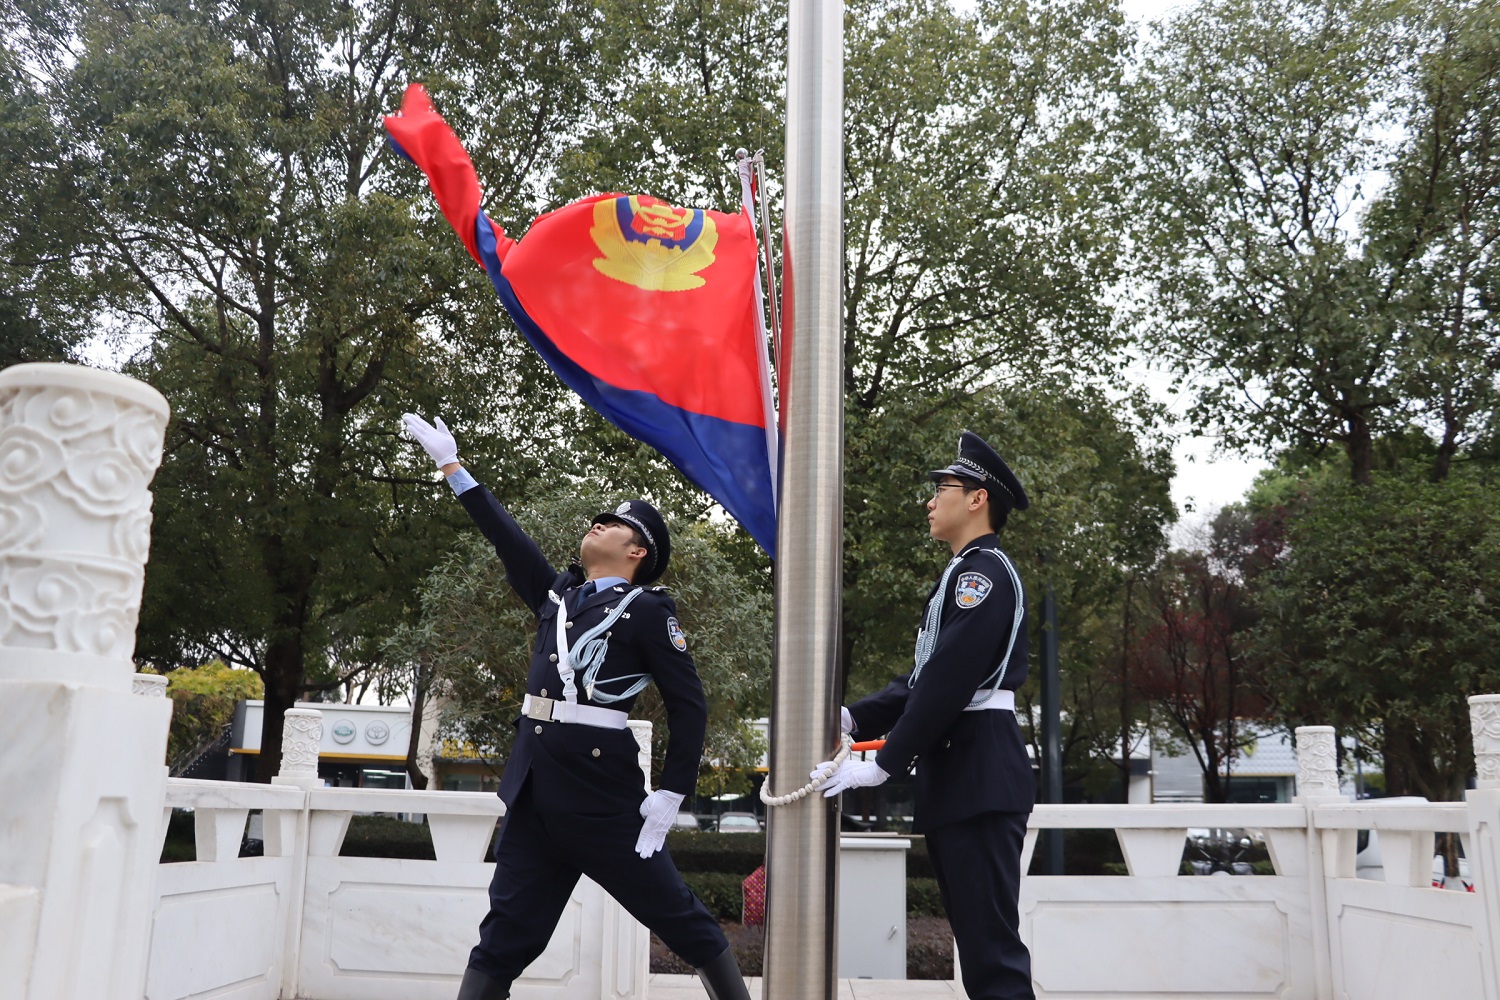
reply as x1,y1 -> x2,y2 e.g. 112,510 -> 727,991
763,1 -> 844,998
754,154 -> 783,368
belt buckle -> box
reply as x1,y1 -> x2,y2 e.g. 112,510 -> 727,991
524,695 -> 556,722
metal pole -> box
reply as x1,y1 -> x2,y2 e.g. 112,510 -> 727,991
1041,579 -> 1064,874
754,155 -> 783,368
763,2 -> 844,998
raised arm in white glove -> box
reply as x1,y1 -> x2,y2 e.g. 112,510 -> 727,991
635,789 -> 686,859
813,758 -> 888,798
401,413 -> 459,468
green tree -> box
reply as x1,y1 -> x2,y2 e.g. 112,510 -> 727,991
1251,470 -> 1500,799
1363,0 -> 1500,482
385,487 -> 772,789
1128,0 -> 1407,485
1130,0 -> 1500,486
0,22 -> 92,366
10,0 -> 607,777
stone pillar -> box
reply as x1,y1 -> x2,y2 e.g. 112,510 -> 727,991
1466,695 -> 1500,1000
1295,726 -> 1340,798
0,363 -> 173,1000
1294,724 -> 1347,1000
276,708 -> 324,783
627,720 -> 653,790
132,673 -> 168,698
269,707 -> 321,1000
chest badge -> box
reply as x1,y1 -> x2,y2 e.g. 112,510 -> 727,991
955,572 -> 993,608
667,617 -> 688,651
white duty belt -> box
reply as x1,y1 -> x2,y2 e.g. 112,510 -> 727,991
963,688 -> 1016,712
521,694 -> 629,730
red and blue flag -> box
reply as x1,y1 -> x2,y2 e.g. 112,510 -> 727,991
385,85 -> 778,555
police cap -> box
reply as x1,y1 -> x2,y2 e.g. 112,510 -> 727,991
592,499 -> 671,584
929,430 -> 1029,511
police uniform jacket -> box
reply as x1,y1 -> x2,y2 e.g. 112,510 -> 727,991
459,485 -> 708,815
848,533 -> 1036,832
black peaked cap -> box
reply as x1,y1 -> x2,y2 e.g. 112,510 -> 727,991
592,499 -> 671,584
929,430 -> 1029,511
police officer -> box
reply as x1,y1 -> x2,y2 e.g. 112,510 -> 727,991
820,430 -> 1036,1000
402,413 -> 751,1000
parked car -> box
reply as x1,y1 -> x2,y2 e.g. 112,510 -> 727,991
672,812 -> 701,831
716,811 -> 761,833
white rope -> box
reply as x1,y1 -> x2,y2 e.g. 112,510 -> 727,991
760,733 -> 855,807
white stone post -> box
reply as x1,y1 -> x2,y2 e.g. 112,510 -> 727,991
1466,695 -> 1500,1000
1294,725 -> 1347,1000
627,719 -> 653,790
0,363 -> 173,1000
132,673 -> 168,698
270,708 -> 322,1000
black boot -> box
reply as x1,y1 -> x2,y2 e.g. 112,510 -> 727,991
455,966 -> 509,1000
696,946 -> 752,1000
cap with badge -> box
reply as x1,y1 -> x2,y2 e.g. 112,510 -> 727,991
592,499 -> 671,584
929,430 -> 1029,511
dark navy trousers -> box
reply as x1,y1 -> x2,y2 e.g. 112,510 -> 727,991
469,781 -> 727,984
926,810 -> 1034,999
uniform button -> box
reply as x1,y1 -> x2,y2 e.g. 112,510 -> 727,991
591,748 -> 601,758
565,621 -> 574,629
534,726 -> 544,734
549,654 -> 558,662
605,631 -> 612,638
944,740 -> 952,748
540,688 -> 548,698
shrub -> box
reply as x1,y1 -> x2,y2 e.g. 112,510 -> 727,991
340,814 -> 447,860
682,872 -> 749,921
666,831 -> 765,874
906,877 -> 944,917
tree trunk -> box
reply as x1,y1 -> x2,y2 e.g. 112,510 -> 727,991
1119,577 -> 1134,804
405,659 -> 431,790
1346,412 -> 1375,487
255,533 -> 315,782
258,634 -> 305,782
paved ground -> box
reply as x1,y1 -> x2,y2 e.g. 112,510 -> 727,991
646,974 -> 964,998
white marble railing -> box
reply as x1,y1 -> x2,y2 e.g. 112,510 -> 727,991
140,720 -> 1500,1000
1006,718 -> 1500,1000
144,719 -> 654,1000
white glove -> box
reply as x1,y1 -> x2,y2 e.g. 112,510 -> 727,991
401,412 -> 459,468
635,789 -> 685,859
814,759 -> 889,798
840,706 -> 855,735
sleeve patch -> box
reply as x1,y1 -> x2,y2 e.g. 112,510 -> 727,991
954,572 -> 993,608
666,616 -> 688,651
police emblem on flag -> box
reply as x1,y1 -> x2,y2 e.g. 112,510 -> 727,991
955,572 -> 993,608
590,196 -> 719,292
667,617 -> 687,651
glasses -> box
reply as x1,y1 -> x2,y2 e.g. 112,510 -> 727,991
921,482 -> 970,503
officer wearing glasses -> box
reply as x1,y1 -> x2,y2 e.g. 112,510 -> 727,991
821,430 -> 1037,1000
402,414 -> 751,1000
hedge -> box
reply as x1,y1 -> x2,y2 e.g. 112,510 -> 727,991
666,830 -> 938,878
680,869 -> 946,922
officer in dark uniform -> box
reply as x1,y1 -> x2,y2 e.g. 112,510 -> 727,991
820,430 -> 1036,1000
401,413 -> 751,1000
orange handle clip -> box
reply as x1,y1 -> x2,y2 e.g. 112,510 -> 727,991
849,739 -> 886,752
